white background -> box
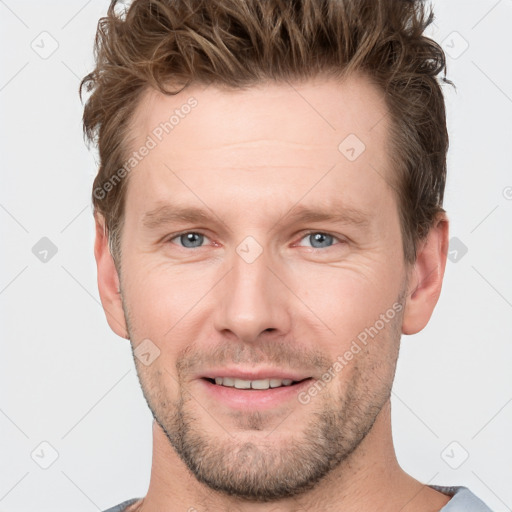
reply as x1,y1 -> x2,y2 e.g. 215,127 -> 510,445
0,1 -> 511,510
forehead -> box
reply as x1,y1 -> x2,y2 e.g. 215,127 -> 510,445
130,73 -> 388,152
124,74 -> 394,217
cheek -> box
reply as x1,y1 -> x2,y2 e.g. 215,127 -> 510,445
325,314 -> 402,401
288,259 -> 403,347
122,257 -> 215,340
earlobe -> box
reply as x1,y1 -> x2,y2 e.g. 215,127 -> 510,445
402,213 -> 449,335
94,213 -> 129,339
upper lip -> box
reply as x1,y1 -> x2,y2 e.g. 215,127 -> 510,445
198,368 -> 312,381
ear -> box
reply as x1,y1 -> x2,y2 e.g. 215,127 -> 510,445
402,213 -> 449,335
94,213 -> 129,339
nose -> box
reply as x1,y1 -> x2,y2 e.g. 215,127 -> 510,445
213,245 -> 291,343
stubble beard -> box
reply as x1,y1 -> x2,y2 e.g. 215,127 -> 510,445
122,293 -> 403,502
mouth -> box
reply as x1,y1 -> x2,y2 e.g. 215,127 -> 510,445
202,376 -> 312,390
198,375 -> 315,410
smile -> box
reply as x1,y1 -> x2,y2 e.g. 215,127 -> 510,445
205,377 -> 309,390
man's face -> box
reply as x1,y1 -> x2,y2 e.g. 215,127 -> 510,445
117,75 -> 409,501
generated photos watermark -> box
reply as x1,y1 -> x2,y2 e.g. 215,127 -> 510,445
93,97 -> 198,200
298,302 -> 403,405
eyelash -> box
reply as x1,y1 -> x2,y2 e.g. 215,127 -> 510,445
166,230 -> 345,250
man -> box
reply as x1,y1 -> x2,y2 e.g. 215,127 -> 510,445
81,0 -> 493,510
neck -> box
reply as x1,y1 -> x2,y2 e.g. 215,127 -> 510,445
133,401 -> 450,512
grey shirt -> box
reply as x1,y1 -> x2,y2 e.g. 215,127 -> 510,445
102,485 -> 493,511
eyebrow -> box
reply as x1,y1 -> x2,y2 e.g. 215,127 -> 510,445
142,204 -> 217,230
141,202 -> 371,231
281,204 -> 371,228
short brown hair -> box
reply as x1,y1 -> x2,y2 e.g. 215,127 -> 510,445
80,0 -> 451,269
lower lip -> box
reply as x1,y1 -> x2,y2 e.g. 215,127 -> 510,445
198,378 -> 314,410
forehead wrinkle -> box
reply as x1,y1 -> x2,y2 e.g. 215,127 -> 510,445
189,138 -> 334,151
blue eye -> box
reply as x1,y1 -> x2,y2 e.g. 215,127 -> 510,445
167,231 -> 342,250
299,232 -> 339,249
171,232 -> 207,248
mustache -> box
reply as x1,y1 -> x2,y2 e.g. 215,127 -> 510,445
175,339 -> 333,377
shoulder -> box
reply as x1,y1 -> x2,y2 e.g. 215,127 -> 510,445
430,485 -> 494,511
102,498 -> 141,512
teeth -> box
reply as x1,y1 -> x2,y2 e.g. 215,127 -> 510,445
251,379 -> 270,390
212,377 -> 297,389
270,378 -> 282,388
234,378 -> 251,389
